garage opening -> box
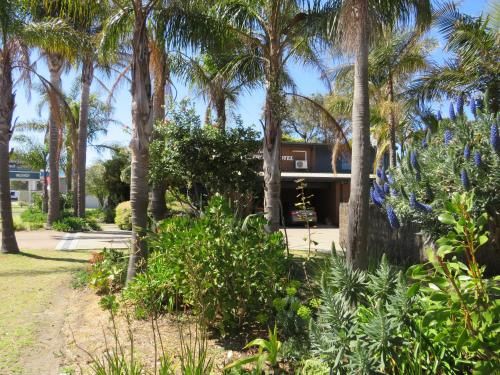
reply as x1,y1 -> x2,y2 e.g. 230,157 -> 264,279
281,181 -> 337,226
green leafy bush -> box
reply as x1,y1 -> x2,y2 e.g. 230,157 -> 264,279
149,101 -> 261,212
124,195 -> 288,331
89,249 -> 128,294
20,207 -> 46,225
52,216 -> 101,232
309,195 -> 499,374
272,280 -> 313,340
385,111 -> 499,239
408,193 -> 500,373
115,201 -> 132,230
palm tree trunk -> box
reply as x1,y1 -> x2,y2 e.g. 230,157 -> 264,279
0,49 -> 20,254
204,105 -> 212,125
71,135 -> 78,213
42,169 -> 48,213
126,8 -> 153,282
215,96 -> 226,132
263,35 -> 283,233
47,53 -> 64,225
388,74 -> 397,168
150,48 -> 168,221
77,59 -> 94,217
346,0 -> 371,270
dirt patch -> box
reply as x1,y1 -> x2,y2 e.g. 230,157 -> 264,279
58,289 -> 248,374
21,278 -> 73,375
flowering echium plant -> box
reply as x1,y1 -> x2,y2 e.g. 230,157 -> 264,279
374,98 -> 500,239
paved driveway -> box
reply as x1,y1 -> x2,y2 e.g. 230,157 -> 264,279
281,227 -> 339,253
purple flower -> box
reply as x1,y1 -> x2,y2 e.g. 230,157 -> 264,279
474,151 -> 481,167
410,151 -> 419,171
373,182 -> 385,199
410,192 -> 432,212
491,124 -> 499,151
476,98 -> 483,112
464,144 -> 471,160
386,173 -> 394,185
444,129 -> 453,145
386,205 -> 400,229
457,96 -> 464,116
390,188 -> 398,197
461,169 -> 470,190
383,183 -> 390,195
470,99 -> 477,118
376,168 -> 385,183
417,202 -> 433,212
370,187 -> 384,207
421,138 -> 428,148
409,192 -> 417,208
437,111 -> 442,121
449,103 -> 456,121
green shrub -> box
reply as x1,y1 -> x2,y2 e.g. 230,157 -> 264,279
309,197 -> 499,374
272,280 -> 313,340
103,206 -> 116,223
52,216 -> 101,232
21,207 -> 46,224
125,195 -> 288,331
31,193 -> 43,211
85,208 -> 105,223
115,201 -> 132,230
385,112 -> 500,239
89,249 -> 128,294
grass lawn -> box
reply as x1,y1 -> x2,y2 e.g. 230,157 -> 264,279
0,249 -> 92,374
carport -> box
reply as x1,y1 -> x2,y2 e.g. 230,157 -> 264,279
280,172 -> 351,227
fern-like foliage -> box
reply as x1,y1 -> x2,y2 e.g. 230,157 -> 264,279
309,255 -> 435,374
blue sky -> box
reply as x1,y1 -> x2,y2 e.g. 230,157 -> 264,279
12,0 -> 490,166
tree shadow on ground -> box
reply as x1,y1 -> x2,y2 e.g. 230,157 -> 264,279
18,252 -> 90,264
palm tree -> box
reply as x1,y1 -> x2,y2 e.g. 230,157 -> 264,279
101,0 -> 157,281
74,1 -> 109,218
13,122 -> 50,212
174,49 -> 260,132
0,0 -> 26,253
150,8 -> 171,221
412,3 -> 499,112
324,0 -> 431,269
328,29 -> 434,170
335,29 -> 433,168
211,0 -> 324,232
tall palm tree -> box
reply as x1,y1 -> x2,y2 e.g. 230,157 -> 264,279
27,2 -> 76,225
0,0 -> 27,253
329,29 -> 434,169
212,0 -> 324,232
412,3 -> 499,112
150,7 -> 171,221
173,50 -> 260,132
74,1 -> 109,218
324,0 -> 431,269
101,0 -> 157,281
13,121 -> 50,211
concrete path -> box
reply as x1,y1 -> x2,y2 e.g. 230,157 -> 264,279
8,224 -> 336,253
55,224 -> 131,251
282,227 -> 340,253
4,224 -> 131,251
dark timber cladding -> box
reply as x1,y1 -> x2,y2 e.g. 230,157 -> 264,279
278,142 -> 351,227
